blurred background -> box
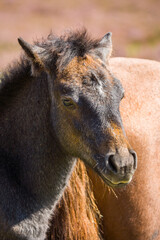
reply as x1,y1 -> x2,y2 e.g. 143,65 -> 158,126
0,0 -> 160,69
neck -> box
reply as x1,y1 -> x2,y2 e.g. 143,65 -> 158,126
0,57 -> 77,240
0,69 -> 76,205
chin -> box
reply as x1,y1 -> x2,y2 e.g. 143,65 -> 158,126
95,167 -> 133,188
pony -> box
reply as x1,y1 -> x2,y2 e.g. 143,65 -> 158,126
0,30 -> 137,239
49,57 -> 160,240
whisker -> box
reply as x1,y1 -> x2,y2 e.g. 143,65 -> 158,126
110,187 -> 118,199
93,162 -> 98,169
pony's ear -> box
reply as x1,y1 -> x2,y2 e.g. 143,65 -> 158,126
18,37 -> 46,75
94,32 -> 112,63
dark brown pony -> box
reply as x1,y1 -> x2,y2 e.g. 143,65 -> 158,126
49,57 -> 160,240
0,30 -> 136,239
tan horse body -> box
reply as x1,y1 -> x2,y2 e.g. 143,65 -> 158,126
88,57 -> 160,240
50,58 -> 160,240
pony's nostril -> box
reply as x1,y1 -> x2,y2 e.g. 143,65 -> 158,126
130,150 -> 137,170
108,154 -> 118,173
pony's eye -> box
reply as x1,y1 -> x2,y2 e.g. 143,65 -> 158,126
63,99 -> 74,108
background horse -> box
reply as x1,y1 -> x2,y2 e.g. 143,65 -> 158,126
0,30 -> 136,239
49,57 -> 160,240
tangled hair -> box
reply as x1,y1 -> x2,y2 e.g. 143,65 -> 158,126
35,28 -> 101,71
47,160 -> 102,240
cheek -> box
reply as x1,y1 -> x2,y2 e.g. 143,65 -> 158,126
56,110 -> 82,149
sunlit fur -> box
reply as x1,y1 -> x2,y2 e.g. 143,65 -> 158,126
48,160 -> 102,240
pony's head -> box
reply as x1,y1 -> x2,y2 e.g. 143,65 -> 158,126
18,30 -> 137,187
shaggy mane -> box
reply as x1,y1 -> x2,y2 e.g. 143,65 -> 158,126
47,160 -> 102,240
35,28 -> 101,70
0,29 -> 101,112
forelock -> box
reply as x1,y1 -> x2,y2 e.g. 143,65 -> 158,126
35,29 -> 101,72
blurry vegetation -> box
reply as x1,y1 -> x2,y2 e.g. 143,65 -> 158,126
127,30 -> 160,57
0,42 -> 18,53
0,0 -> 160,68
